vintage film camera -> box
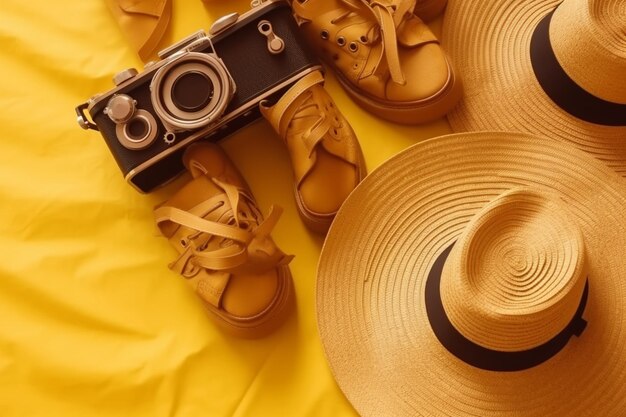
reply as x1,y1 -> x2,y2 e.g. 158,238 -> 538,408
75,0 -> 321,193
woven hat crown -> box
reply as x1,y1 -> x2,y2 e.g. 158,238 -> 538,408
440,188 -> 588,352
551,0 -> 626,103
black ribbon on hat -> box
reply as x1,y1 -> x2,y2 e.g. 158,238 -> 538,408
530,9 -> 626,126
425,243 -> 589,372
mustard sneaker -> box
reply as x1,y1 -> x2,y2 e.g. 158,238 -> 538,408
260,70 -> 366,233
291,0 -> 461,124
154,143 -> 294,338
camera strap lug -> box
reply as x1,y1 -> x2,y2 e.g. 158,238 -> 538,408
75,102 -> 98,131
257,20 -> 285,54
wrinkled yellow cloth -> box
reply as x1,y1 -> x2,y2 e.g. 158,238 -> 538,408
0,0 -> 450,415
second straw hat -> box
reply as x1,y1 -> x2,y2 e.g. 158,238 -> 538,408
442,0 -> 626,176
317,132 -> 626,416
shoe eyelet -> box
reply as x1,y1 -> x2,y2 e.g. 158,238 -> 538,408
180,239 -> 188,247
337,36 -> 346,46
360,35 -> 368,43
320,29 -> 329,40
349,42 -> 358,52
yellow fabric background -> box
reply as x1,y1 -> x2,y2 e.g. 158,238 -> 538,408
0,1 -> 450,415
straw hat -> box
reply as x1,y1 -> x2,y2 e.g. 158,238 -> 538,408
317,132 -> 626,416
441,0 -> 626,176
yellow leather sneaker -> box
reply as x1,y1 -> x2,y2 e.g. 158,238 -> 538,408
260,70 -> 366,233
291,0 -> 461,124
154,143 -> 294,338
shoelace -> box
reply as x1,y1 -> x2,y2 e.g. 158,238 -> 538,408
290,92 -> 343,157
154,178 -> 291,278
295,0 -> 417,85
261,71 -> 342,157
343,0 -> 417,85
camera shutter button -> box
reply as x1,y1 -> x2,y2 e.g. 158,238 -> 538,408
104,94 -> 137,124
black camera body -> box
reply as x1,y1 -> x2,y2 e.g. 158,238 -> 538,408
76,0 -> 321,193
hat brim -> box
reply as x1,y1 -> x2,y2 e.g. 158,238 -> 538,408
316,132 -> 626,416
441,0 -> 626,177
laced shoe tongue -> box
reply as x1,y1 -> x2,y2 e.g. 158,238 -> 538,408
186,179 -> 290,275
397,13 -> 438,46
199,177 -> 260,241
289,95 -> 322,133
267,91 -> 330,165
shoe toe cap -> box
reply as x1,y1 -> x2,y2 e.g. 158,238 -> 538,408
386,43 -> 451,102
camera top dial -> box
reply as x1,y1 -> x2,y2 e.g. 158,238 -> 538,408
104,94 -> 136,124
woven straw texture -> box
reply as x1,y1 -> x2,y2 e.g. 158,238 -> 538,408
317,132 -> 626,416
442,0 -> 626,176
440,188 -> 587,352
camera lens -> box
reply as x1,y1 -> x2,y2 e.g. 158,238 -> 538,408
150,52 -> 235,131
171,71 -> 214,112
127,117 -> 148,140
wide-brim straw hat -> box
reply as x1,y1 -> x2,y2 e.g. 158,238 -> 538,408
442,0 -> 626,177
317,132 -> 626,416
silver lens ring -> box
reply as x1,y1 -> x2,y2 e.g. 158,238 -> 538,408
115,109 -> 158,150
150,52 -> 233,130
